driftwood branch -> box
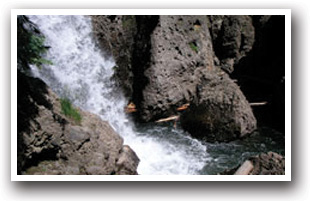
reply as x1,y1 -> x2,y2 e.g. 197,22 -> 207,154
249,101 -> 268,106
155,115 -> 179,123
176,103 -> 190,111
234,160 -> 254,175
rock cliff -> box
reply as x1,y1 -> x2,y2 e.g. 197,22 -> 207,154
207,15 -> 285,132
18,70 -> 139,175
92,15 -> 257,142
208,15 -> 255,73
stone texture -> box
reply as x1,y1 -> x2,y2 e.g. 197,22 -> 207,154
92,15 -> 257,142
140,15 -> 215,121
92,15 -> 137,98
220,151 -> 285,175
18,71 -> 139,175
208,15 -> 255,73
93,15 -> 215,122
180,69 -> 257,142
250,151 -> 285,175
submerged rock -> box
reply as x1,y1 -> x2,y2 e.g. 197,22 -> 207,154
18,71 -> 139,175
180,69 -> 257,142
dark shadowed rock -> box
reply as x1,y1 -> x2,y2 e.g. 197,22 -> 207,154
180,69 -> 256,142
92,15 -> 137,98
18,71 -> 139,175
208,15 -> 255,73
231,15 -> 285,132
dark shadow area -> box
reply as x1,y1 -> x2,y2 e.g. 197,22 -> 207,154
17,70 -> 53,174
231,15 -> 285,133
22,147 -> 60,172
17,71 -> 52,134
131,15 -> 159,121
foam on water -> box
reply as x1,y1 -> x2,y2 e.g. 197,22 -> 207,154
28,15 -> 209,175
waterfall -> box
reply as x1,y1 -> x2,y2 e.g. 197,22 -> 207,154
28,15 -> 209,175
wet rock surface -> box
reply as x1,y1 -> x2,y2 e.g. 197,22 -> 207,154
18,71 -> 139,175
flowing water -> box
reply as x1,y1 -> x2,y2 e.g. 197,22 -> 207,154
28,15 -> 284,175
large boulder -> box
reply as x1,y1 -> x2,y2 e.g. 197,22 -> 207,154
18,71 -> 139,175
180,69 -> 257,142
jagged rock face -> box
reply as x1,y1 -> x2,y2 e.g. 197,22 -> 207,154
140,15 -> 215,121
180,69 -> 257,142
207,15 -> 285,133
92,15 -> 257,142
208,15 -> 255,73
92,15 -> 137,99
249,152 -> 285,175
93,15 -> 215,122
18,71 -> 139,175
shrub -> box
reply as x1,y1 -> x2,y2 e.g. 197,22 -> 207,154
17,15 -> 53,71
60,98 -> 82,124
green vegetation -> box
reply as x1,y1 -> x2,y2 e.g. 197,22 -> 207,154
28,34 -> 53,68
60,98 -> 82,124
17,15 -> 52,71
122,15 -> 136,29
189,42 -> 199,53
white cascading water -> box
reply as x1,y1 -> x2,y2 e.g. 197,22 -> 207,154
28,15 -> 210,175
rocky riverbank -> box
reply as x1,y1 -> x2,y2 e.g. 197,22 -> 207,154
220,151 -> 285,175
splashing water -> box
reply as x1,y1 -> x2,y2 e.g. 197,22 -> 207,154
28,15 -> 210,175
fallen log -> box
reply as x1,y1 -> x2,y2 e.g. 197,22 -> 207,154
176,103 -> 190,111
155,115 -> 179,123
125,108 -> 137,113
249,101 -> 268,106
234,160 -> 254,175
